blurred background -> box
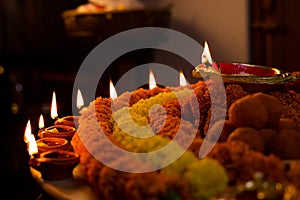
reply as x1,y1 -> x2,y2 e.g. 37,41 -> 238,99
0,0 -> 299,199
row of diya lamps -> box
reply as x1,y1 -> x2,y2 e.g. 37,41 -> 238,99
24,90 -> 84,180
23,68 -> 183,181
22,68 -> 172,181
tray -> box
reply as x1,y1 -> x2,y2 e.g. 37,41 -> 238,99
30,167 -> 98,200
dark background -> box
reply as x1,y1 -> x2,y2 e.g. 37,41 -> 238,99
0,0 -> 173,199
0,0 -> 300,199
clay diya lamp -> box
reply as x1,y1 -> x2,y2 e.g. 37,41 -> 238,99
36,137 -> 71,153
29,149 -> 79,180
38,125 -> 76,141
54,116 -> 80,129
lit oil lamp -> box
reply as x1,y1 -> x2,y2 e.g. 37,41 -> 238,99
25,120 -> 79,180
179,70 -> 187,86
38,91 -> 77,141
148,68 -> 167,95
39,98 -> 76,141
37,118 -> 72,153
29,149 -> 80,180
109,79 -> 122,116
167,70 -> 189,92
149,69 -> 157,90
36,137 -> 70,153
37,114 -> 45,137
38,124 -> 76,141
192,41 -> 300,91
24,120 -> 39,158
39,114 -> 45,130
192,41 -> 220,77
54,89 -> 83,128
110,79 -> 118,99
27,118 -> 72,153
37,149 -> 79,180
51,91 -> 58,120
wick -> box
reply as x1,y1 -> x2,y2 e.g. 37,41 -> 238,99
53,116 -> 60,122
203,61 -> 212,68
31,153 -> 40,159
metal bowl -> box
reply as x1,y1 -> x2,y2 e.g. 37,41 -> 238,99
192,62 -> 300,92
61,4 -> 172,40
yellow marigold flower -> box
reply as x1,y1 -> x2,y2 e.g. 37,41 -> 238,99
184,158 -> 228,200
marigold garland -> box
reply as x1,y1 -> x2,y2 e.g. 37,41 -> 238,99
110,88 -> 229,199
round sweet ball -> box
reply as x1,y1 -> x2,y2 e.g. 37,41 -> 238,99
228,95 -> 268,129
259,129 -> 276,143
268,129 -> 300,160
227,127 -> 265,152
206,120 -> 236,143
259,129 -> 277,155
252,93 -> 283,127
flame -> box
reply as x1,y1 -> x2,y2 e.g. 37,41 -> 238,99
273,68 -> 281,75
24,120 -> 38,155
149,69 -> 157,89
28,134 -> 38,156
77,89 -> 84,109
202,41 -> 213,65
24,120 -> 32,143
109,80 -> 118,99
39,114 -> 44,129
179,70 -> 187,86
51,91 -> 58,119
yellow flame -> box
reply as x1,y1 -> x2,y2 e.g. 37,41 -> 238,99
28,134 -> 38,155
110,80 -> 118,99
51,91 -> 58,119
24,119 -> 31,143
202,41 -> 213,64
39,114 -> 44,129
149,69 -> 157,89
77,89 -> 84,109
179,71 -> 187,86
24,119 -> 38,155
273,68 -> 281,75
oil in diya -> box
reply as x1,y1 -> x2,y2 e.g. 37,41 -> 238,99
36,137 -> 71,153
54,116 -> 80,129
38,125 -> 76,141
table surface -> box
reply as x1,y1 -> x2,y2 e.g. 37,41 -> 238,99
30,167 -> 98,200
